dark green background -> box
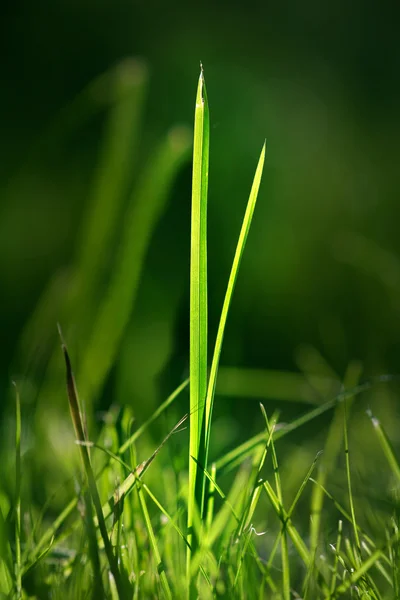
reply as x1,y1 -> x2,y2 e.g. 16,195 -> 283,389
1,0 -> 400,419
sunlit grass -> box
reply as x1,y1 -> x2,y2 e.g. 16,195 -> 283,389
1,64 -> 400,600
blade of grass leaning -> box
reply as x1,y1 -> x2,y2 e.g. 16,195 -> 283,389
17,60 -> 148,409
330,534 -> 396,599
136,479 -> 172,599
74,59 -> 149,320
203,142 -> 266,497
263,482 -> 310,568
367,408 -> 400,483
215,380 -> 375,473
79,124 -> 191,407
59,330 -> 126,599
22,380 -> 188,574
119,378 -> 189,455
267,451 -> 321,571
188,64 -> 209,577
14,383 -> 22,599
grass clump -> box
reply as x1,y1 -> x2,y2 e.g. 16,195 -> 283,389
1,65 -> 400,600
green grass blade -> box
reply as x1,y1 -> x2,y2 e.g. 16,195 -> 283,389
309,361 -> 361,560
367,408 -> 400,483
59,332 -> 126,599
136,480 -> 172,600
119,378 -> 189,455
79,125 -> 191,405
263,481 -> 310,568
22,381 -> 187,575
260,405 -> 290,600
203,142 -> 266,478
215,381 -> 375,473
343,398 -> 361,561
331,535 -> 395,599
188,65 -> 209,575
328,519 -> 342,598
14,383 -> 22,599
75,59 -> 148,293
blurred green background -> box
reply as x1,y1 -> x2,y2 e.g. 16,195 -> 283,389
1,0 -> 400,437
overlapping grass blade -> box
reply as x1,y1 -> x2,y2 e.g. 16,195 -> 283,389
22,380 -> 187,574
215,381 -> 376,473
59,331 -> 125,598
310,362 -> 361,559
136,479 -> 172,599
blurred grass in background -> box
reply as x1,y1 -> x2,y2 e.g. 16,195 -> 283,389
0,2 -> 400,595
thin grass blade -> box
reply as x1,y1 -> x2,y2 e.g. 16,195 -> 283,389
188,65 -> 209,576
59,331 -> 126,599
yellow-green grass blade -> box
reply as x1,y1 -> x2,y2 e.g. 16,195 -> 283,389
343,398 -> 361,564
215,380 -> 375,473
260,405 -> 290,600
14,383 -> 22,599
330,535 -> 396,599
328,519 -> 343,598
203,142 -> 266,487
0,507 -> 13,596
188,65 -> 209,574
237,410 -> 277,539
267,451 -> 321,571
59,333 -> 126,599
119,378 -> 189,455
136,480 -> 172,600
79,125 -> 191,405
263,481 -> 310,568
309,361 -> 362,560
22,380 -> 187,574
367,408 -> 400,483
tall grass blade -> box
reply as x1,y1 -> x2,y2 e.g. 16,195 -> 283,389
14,383 -> 22,599
343,398 -> 361,563
188,65 -> 209,577
59,330 -> 126,599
